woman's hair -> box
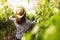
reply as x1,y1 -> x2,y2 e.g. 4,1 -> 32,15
16,7 -> 26,24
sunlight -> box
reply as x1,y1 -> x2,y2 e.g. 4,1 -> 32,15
7,0 -> 39,14
31,25 -> 39,34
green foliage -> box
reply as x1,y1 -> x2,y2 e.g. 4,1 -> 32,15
26,13 -> 35,21
0,5 -> 14,36
0,0 -> 7,4
22,0 -> 60,40
0,0 -> 60,40
37,0 -> 60,40
32,0 -> 59,40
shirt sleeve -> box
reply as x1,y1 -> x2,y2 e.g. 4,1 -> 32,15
28,20 -> 36,26
9,15 -> 16,21
30,21 -> 36,27
27,20 -> 36,31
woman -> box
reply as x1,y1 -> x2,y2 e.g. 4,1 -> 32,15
9,7 -> 36,40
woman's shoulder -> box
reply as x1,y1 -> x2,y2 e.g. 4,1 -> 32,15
26,19 -> 32,23
26,19 -> 34,25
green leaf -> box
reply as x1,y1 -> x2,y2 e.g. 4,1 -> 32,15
2,0 -> 7,4
28,0 -> 30,3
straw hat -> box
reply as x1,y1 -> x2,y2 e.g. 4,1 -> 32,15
16,7 -> 26,18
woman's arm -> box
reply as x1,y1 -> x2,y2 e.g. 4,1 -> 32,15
33,18 -> 37,23
26,20 -> 36,32
9,13 -> 16,21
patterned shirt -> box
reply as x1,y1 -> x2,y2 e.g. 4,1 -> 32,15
9,16 -> 35,39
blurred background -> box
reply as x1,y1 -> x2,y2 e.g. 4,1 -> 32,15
0,0 -> 60,40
